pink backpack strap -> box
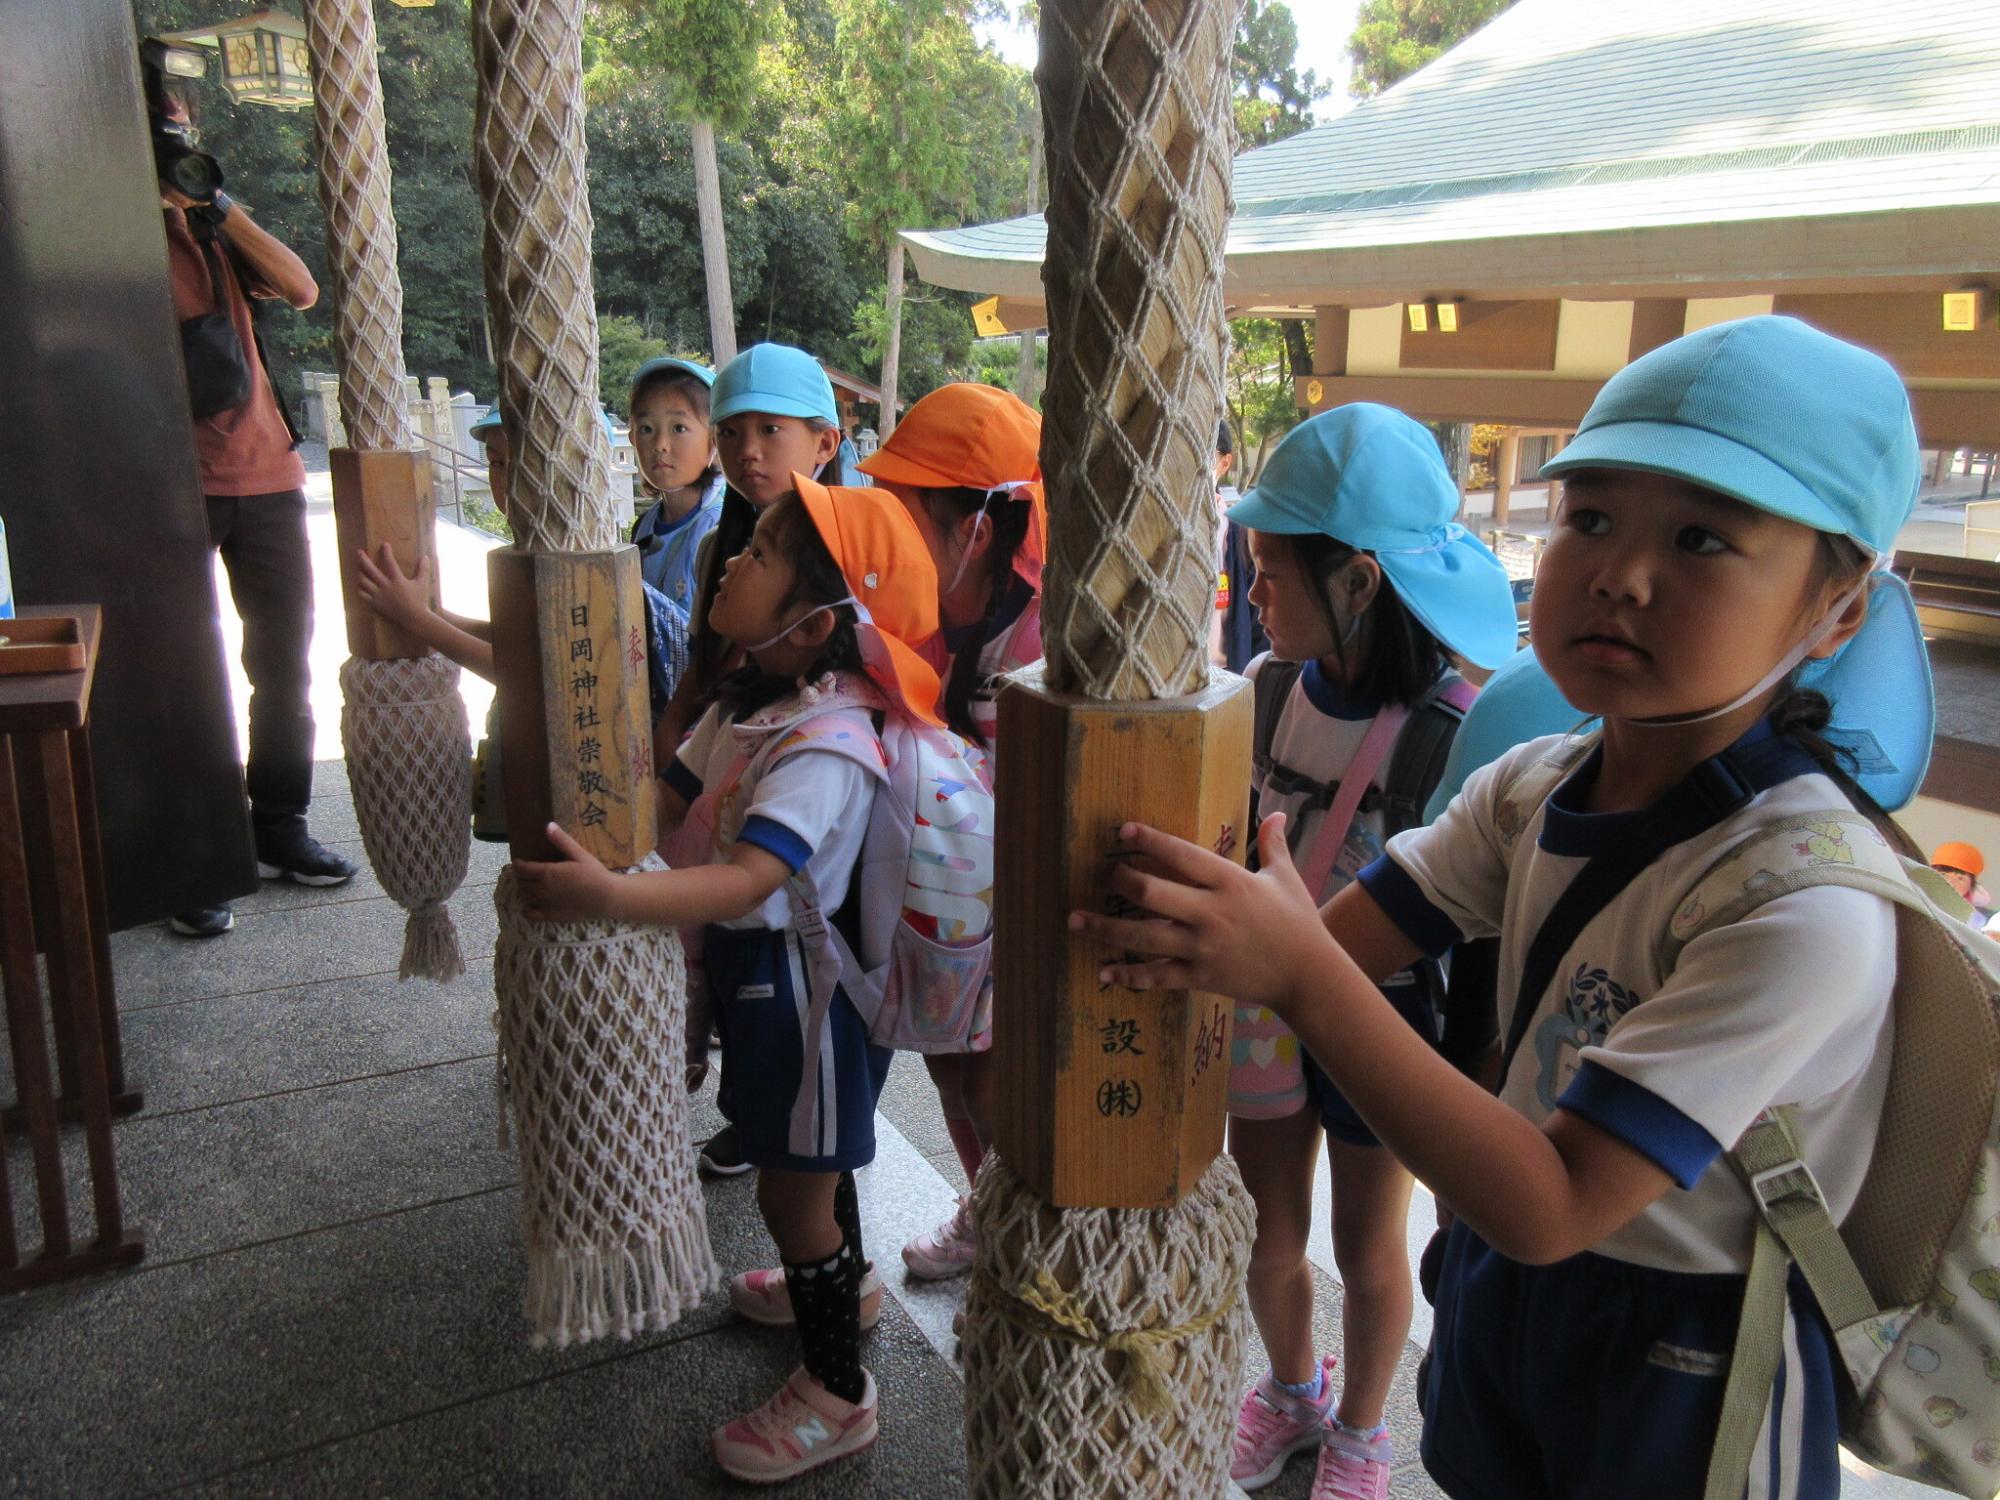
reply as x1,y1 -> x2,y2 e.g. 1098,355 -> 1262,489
1295,705 -> 1410,900
1436,676 -> 1479,714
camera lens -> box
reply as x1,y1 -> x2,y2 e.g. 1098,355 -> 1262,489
165,148 -> 223,202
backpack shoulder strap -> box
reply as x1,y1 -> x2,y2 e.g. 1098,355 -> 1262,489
1381,672 -> 1476,837
1679,813 -> 2000,1500
1250,654 -> 1302,765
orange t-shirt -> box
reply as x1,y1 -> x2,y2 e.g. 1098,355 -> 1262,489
164,208 -> 306,497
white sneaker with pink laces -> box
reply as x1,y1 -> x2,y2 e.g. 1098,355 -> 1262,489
1311,1416 -> 1393,1500
727,1263 -> 884,1329
1230,1354 -> 1338,1490
900,1196 -> 977,1280
711,1367 -> 878,1483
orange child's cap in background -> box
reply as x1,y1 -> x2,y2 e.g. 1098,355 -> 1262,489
1933,841 -> 1986,876
857,382 -> 1047,591
792,472 -> 945,729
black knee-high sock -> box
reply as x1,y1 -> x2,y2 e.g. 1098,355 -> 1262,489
784,1233 -> 866,1403
833,1170 -> 864,1265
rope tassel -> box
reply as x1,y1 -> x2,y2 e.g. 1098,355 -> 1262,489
338,656 -> 472,983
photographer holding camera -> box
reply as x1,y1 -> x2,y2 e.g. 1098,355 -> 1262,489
150,48 -> 356,936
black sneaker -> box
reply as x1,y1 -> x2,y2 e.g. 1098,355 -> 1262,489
170,905 -> 234,938
698,1123 -> 753,1177
254,821 -> 358,887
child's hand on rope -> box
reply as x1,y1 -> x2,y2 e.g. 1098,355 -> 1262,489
1067,813 -> 1337,1012
352,542 -> 433,630
514,823 -> 620,923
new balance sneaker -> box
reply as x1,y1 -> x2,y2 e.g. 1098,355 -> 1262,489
1311,1416 -> 1393,1500
727,1263 -> 884,1331
1231,1355 -> 1338,1490
253,819 -> 358,887
712,1366 -> 878,1483
900,1196 -> 976,1280
169,905 -> 234,938
698,1123 -> 753,1177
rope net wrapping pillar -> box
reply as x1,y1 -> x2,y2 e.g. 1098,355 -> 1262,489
493,864 -> 718,1348
470,0 -> 614,555
472,0 -> 713,1345
306,0 -> 472,984
969,1 -> 1253,1490
1035,0 -> 1238,702
965,1153 -> 1255,1496
304,0 -> 413,455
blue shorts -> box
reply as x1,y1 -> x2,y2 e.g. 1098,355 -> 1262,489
1302,973 -> 1438,1147
1420,1221 -> 1841,1500
707,925 -> 893,1173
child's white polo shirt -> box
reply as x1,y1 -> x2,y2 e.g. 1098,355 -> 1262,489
1363,732 -> 1896,1273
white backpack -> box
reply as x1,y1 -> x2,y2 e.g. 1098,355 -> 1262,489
1663,812 -> 2000,1499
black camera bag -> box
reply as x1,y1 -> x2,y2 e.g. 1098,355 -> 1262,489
179,219 -> 253,419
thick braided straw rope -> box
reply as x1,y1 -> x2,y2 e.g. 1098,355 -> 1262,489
471,0 -> 614,554
306,0 -> 473,984
338,655 -> 471,980
963,1151 -> 1254,1496
1036,0 -> 1238,701
492,859 -> 718,1348
303,0 -> 413,454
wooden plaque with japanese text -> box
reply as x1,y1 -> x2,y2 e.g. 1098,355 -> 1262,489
487,545 -> 657,868
991,663 -> 1252,1208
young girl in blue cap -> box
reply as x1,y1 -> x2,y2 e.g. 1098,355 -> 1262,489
1075,316 -> 1932,1500
1215,404 -> 1518,1498
627,356 -> 724,612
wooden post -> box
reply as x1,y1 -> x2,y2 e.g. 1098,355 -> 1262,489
995,666 -> 1248,1207
1493,426 -> 1519,526
487,546 -> 656,867
991,0 -> 1247,1211
330,449 -> 439,660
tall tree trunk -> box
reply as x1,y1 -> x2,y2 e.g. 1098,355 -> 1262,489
880,237 -> 905,438
1015,103 -> 1042,403
690,117 -> 736,367
1015,328 -> 1037,402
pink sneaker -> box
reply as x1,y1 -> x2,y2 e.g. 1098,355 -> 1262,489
712,1367 -> 878,1483
727,1263 -> 884,1330
901,1197 -> 977,1280
1231,1355 -> 1337,1490
1311,1417 -> 1393,1500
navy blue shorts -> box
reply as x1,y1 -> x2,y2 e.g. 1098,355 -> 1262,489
1420,1221 -> 1841,1500
1302,973 -> 1439,1147
706,925 -> 893,1173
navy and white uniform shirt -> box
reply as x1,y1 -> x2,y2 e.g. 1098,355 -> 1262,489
665,697 -> 877,931
1359,733 -> 1897,1274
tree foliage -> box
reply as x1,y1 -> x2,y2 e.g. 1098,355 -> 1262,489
1233,2 -> 1329,148
1347,0 -> 1518,98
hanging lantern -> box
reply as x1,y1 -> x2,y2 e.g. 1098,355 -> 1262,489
162,10 -> 314,110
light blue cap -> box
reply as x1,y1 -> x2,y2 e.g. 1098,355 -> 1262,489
1541,315 -> 1932,807
1228,404 -> 1521,669
1541,316 -> 1919,555
630,355 -> 715,397
710,343 -> 838,425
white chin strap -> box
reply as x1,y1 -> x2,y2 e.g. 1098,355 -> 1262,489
745,595 -> 860,654
1627,561 -> 1879,728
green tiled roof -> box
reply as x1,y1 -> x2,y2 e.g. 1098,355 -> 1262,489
905,0 -> 2000,297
